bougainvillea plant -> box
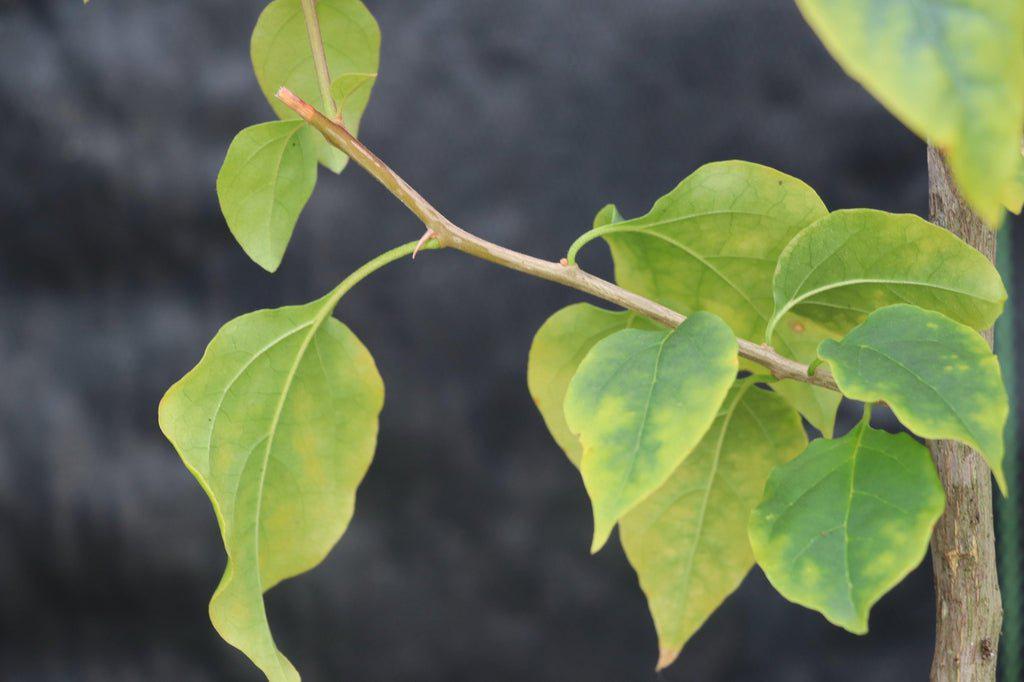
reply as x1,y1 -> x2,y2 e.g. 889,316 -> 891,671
88,0 -> 1023,679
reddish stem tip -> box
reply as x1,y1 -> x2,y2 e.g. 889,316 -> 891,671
276,87 -> 316,122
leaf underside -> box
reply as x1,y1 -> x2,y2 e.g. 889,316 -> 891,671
621,379 -> 807,670
749,415 -> 945,634
217,121 -> 320,273
564,312 -> 739,552
159,294 -> 384,682
819,304 -> 1008,492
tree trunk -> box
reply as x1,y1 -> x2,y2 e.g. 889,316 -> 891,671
926,146 -> 1004,681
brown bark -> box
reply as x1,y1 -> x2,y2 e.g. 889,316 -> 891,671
926,146 -> 1003,681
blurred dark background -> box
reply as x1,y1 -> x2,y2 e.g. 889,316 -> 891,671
1,1 -> 1021,680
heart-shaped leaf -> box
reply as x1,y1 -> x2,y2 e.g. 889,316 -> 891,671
621,378 -> 806,670
819,304 -> 1008,492
795,0 -> 1024,226
251,0 -> 380,173
581,161 -> 840,434
749,412 -> 945,633
159,289 -> 384,681
594,161 -> 825,342
216,121 -> 319,272
767,209 -> 1006,340
565,312 -> 738,552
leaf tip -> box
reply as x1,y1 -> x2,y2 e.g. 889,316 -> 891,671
240,243 -> 284,273
846,618 -> 870,637
994,468 -> 1009,498
593,203 -> 623,229
655,646 -> 681,672
590,521 -> 613,554
257,256 -> 283,274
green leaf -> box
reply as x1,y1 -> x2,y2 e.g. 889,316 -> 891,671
819,304 -> 1009,493
216,121 -> 319,272
159,293 -> 382,681
331,72 -> 377,136
579,161 -> 840,434
251,0 -> 380,173
592,202 -> 624,229
157,241 -> 431,681
767,209 -> 1006,340
748,411 -> 945,634
620,379 -> 807,670
314,72 -> 377,173
591,161 -> 826,341
795,0 -> 1024,227
564,312 -> 738,552
527,304 -> 658,467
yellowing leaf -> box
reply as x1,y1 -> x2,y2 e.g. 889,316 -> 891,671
767,209 -> 1006,340
156,239 -> 437,681
251,0 -> 380,173
159,294 -> 382,681
527,304 -> 658,467
795,0 -> 1024,226
595,161 -> 825,342
216,121 -> 319,272
749,412 -> 945,634
819,304 -> 1008,492
621,379 -> 806,670
580,161 -> 840,434
564,312 -> 738,552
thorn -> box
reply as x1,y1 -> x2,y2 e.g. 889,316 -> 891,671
413,230 -> 436,259
559,258 -> 569,267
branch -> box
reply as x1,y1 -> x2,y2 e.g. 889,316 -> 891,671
299,0 -> 338,120
275,87 -> 839,393
925,145 -> 1002,680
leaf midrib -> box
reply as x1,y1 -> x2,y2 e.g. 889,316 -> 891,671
772,276 -> 998,334
250,298 -> 338,594
612,332 -> 673,512
839,420 -> 869,618
673,381 -> 756,608
204,321 -> 315,485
